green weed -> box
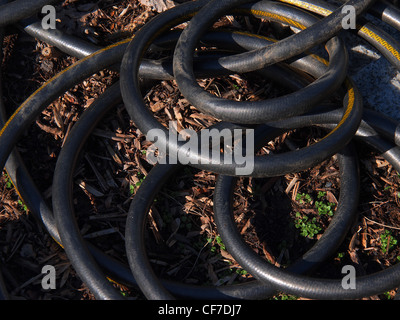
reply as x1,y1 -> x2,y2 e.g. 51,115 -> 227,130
294,212 -> 321,239
380,230 -> 398,253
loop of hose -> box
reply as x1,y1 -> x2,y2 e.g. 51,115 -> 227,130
120,1 -> 363,177
1,0 -> 400,301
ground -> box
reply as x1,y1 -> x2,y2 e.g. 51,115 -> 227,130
0,0 -> 400,300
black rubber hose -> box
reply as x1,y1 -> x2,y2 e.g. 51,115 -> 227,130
0,39 -> 130,178
213,124 -> 400,300
49,32 -> 345,299
0,28 -> 315,299
124,106 -> 400,300
22,0 -> 396,74
15,83 -> 400,301
359,0 -> 400,32
173,1 -> 348,124
0,30 -> 278,299
0,40 -> 133,300
0,16 -> 390,298
0,0 -> 396,300
126,47 -> 400,299
124,136 -> 360,300
52,83 -> 125,300
1,42 -> 398,300
120,1 -> 363,177
20,17 -> 101,59
19,0 -> 400,81
0,0 -> 61,27
277,0 -> 400,70
48,81 -> 261,300
269,106 -> 400,174
0,24 -> 10,302
2,43 -> 399,301
18,17 -> 247,80
361,108 -> 400,146
0,25 -> 133,297
171,0 -> 375,74
46,25 -> 361,299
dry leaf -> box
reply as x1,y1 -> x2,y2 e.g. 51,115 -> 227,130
139,0 -> 177,13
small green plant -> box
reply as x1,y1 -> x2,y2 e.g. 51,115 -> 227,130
208,235 -> 226,253
383,291 -> 393,300
295,193 -> 312,204
17,199 -> 28,212
336,252 -> 345,260
236,268 -> 248,276
215,235 -> 226,251
294,212 -> 321,239
380,230 -> 398,253
273,293 -> 298,300
130,173 -> 146,194
315,200 -> 335,216
314,191 -> 335,216
4,174 -> 12,189
317,191 -> 326,199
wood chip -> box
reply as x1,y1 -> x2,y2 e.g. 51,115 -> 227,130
77,179 -> 104,197
262,242 -> 277,265
92,128 -> 134,142
103,140 -> 123,165
326,190 -> 338,205
35,120 -> 63,138
150,101 -> 165,112
285,174 -> 299,194
361,217 -> 368,249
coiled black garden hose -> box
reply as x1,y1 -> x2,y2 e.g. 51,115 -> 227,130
2,0 -> 400,301
0,0 -> 64,300
124,104 -> 400,299
277,0 -> 400,70
1,27 -> 340,300
120,1 -> 363,178
50,27 -> 359,299
170,0 -> 376,74
213,117 -> 400,300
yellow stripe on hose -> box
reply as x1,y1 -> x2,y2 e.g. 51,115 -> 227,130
278,0 -> 333,16
358,25 -> 400,61
231,30 -> 278,42
324,78 -> 355,139
236,8 -> 307,30
0,38 -> 132,139
310,53 -> 329,66
0,38 -> 132,253
277,0 -> 400,63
